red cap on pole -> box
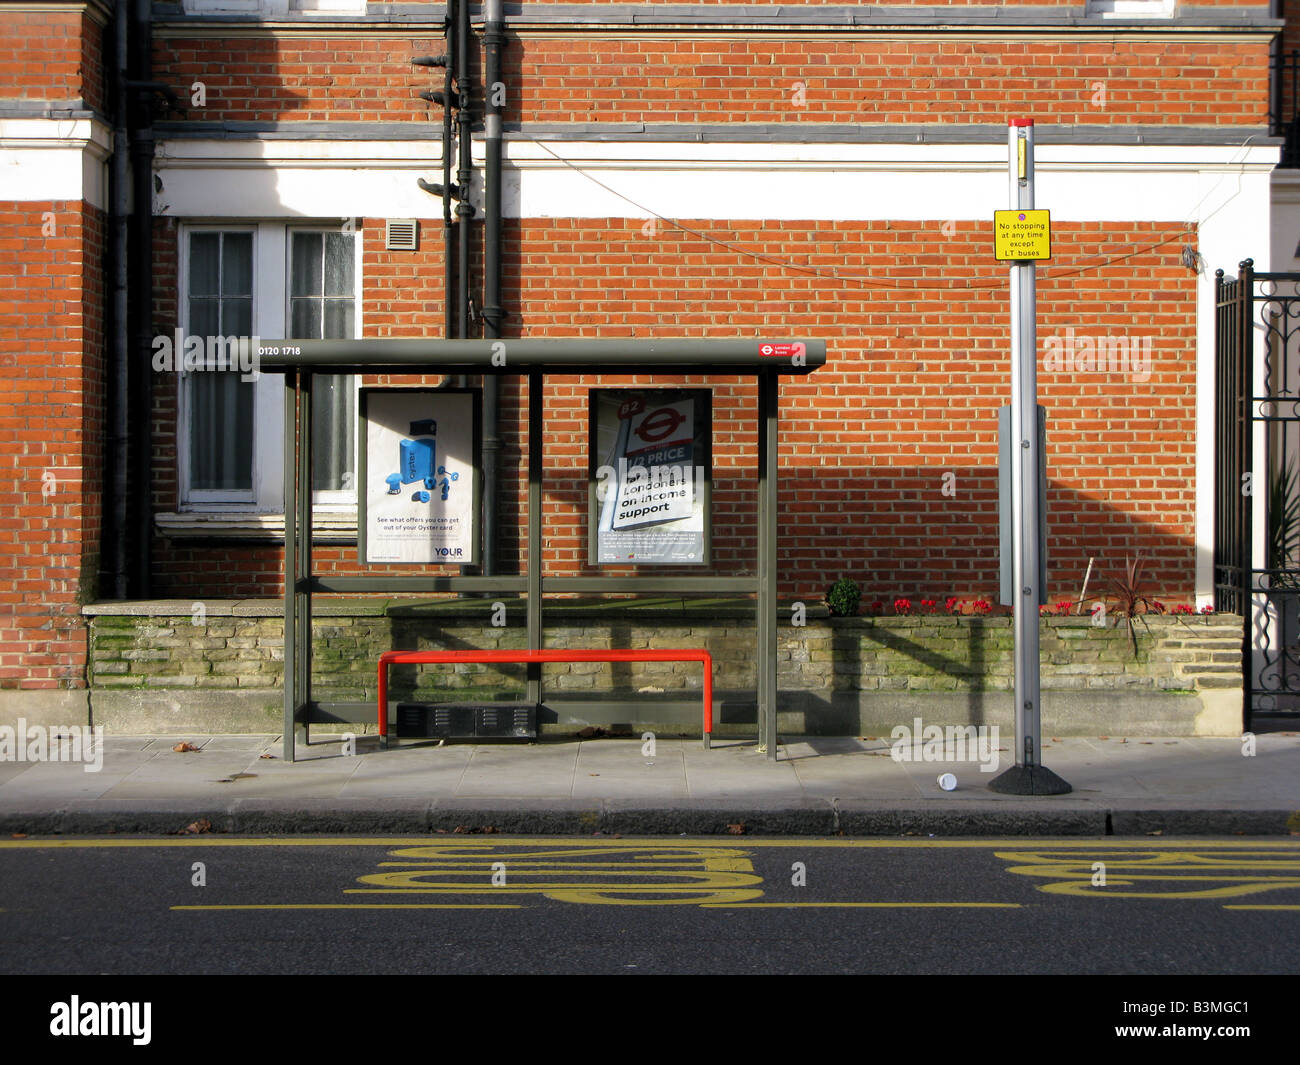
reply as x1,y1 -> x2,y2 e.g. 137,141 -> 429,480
1010,118 -> 1034,127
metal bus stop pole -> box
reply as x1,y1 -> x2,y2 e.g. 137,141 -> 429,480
990,119 -> 1070,795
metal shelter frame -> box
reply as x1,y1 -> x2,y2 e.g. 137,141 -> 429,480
258,339 -> 827,761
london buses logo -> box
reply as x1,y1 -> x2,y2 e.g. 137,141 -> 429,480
632,405 -> 686,443
758,342 -> 806,362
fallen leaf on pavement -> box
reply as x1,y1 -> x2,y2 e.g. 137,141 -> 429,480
726,823 -> 746,835
172,742 -> 199,753
182,819 -> 212,835
11,832 -> 27,839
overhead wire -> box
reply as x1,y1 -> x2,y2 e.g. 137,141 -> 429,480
519,133 -> 1253,290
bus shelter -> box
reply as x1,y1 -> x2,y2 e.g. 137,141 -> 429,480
257,338 -> 827,761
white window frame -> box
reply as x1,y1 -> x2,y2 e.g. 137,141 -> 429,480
1085,0 -> 1177,18
290,0 -> 367,13
178,223 -> 262,509
176,220 -> 363,517
288,225 -> 362,509
182,0 -> 276,14
181,0 -> 367,15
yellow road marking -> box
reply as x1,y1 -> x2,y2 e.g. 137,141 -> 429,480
128,839 -> 1300,910
527,891 -> 764,905
351,842 -> 765,904
700,901 -> 1022,909
4,838 -> 1299,850
171,904 -> 522,911
998,849 -> 1300,900
347,884 -> 762,893
1223,904 -> 1300,911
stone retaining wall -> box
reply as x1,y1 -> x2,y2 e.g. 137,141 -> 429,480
62,599 -> 1245,737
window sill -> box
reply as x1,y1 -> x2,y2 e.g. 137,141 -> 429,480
155,509 -> 357,543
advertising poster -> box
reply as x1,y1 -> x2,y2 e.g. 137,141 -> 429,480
590,389 -> 710,565
359,388 -> 479,564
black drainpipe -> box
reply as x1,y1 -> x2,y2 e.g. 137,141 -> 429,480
438,7 -> 456,339
411,19 -> 454,338
414,6 -> 470,574
481,0 -> 504,576
455,0 -> 473,340
128,0 -> 154,597
107,0 -> 130,598
444,5 -> 456,341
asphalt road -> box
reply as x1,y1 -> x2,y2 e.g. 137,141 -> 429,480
2,836 -> 1297,977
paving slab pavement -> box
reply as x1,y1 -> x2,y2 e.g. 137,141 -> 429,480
0,731 -> 1297,836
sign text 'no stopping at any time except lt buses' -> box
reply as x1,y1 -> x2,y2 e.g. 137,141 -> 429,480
993,209 -> 1051,262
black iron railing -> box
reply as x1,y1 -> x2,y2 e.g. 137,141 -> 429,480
1216,261 -> 1300,726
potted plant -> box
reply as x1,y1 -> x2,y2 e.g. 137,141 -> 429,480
825,578 -> 861,618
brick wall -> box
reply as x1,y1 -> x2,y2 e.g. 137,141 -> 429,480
0,6 -> 102,108
0,201 -> 106,688
149,217 -> 1198,603
512,1 -> 1263,6
508,37 -> 1268,127
153,36 -> 447,124
1279,0 -> 1300,132
79,6 -> 106,116
151,31 -> 1270,129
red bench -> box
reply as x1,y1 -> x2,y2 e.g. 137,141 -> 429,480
378,648 -> 715,747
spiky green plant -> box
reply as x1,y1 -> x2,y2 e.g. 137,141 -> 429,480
1268,455 -> 1300,588
1106,553 -> 1163,658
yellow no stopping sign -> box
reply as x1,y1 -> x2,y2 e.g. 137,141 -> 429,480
994,209 -> 1051,261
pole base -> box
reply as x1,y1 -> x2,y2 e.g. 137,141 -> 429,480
987,763 -> 1072,795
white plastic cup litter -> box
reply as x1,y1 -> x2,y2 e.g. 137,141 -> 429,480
937,773 -> 958,791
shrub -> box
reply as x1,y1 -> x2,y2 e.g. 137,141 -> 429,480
825,578 -> 861,618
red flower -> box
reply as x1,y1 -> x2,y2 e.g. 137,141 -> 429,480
894,598 -> 913,615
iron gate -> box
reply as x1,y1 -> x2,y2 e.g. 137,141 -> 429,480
1215,260 -> 1300,727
